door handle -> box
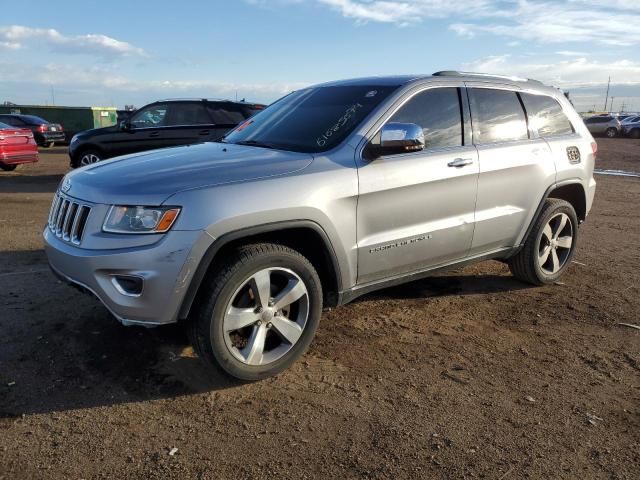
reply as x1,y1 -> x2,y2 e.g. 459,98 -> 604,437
148,131 -> 160,138
199,129 -> 210,136
447,158 -> 473,168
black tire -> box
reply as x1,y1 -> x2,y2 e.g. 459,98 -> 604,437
630,128 -> 640,139
191,243 -> 323,381
0,163 -> 17,171
605,127 -> 617,138
508,199 -> 578,285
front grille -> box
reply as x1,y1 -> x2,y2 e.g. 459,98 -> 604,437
48,193 -> 91,245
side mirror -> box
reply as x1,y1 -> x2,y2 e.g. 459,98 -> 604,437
119,120 -> 132,131
367,122 -> 424,158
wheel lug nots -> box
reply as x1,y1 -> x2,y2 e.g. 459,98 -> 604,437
267,322 -> 273,328
256,320 -> 262,326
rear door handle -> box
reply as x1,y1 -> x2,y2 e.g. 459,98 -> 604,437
148,131 -> 160,138
447,158 -> 473,168
199,129 -> 210,136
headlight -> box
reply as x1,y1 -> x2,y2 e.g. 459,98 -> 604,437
103,206 -> 181,234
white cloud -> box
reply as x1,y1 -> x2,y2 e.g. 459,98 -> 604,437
463,55 -> 640,88
308,0 -> 640,46
0,25 -> 145,57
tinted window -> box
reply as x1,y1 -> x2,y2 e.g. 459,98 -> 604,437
20,115 -> 48,125
520,93 -> 573,136
0,122 -> 12,129
207,104 -> 246,124
130,104 -> 168,128
223,85 -> 399,153
586,116 -> 610,124
166,103 -> 211,125
469,89 -> 528,143
0,116 -> 23,126
388,87 -> 462,149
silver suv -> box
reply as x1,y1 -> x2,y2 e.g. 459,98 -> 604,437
45,72 -> 597,380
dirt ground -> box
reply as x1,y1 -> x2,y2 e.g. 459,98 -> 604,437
1,140 -> 638,479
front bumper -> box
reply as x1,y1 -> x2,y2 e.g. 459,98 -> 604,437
44,227 -> 209,326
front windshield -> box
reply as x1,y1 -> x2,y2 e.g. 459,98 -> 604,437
223,85 -> 399,153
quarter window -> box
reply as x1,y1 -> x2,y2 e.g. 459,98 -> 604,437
520,93 -> 573,136
469,89 -> 528,144
207,104 -> 247,125
388,87 -> 462,149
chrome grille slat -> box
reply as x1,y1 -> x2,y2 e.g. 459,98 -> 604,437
47,192 -> 92,246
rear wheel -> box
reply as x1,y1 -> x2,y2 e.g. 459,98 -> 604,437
606,127 -> 617,138
508,199 -> 578,285
191,243 -> 323,381
0,163 -> 17,171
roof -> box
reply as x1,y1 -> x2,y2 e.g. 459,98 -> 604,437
313,71 -> 554,92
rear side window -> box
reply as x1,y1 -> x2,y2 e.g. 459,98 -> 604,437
469,88 -> 528,144
166,103 -> 211,125
388,87 -> 462,149
520,93 -> 573,137
207,104 -> 247,125
586,116 -> 610,124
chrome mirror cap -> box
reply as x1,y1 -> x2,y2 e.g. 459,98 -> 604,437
380,122 -> 425,152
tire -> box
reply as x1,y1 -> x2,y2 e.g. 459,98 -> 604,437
76,150 -> 102,167
630,128 -> 640,139
0,163 -> 17,171
508,199 -> 578,285
191,243 -> 323,381
606,127 -> 617,138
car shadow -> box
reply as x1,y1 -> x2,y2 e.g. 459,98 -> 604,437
0,173 -> 64,194
0,250 -> 530,417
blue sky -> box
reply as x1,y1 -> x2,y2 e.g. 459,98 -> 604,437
2,0 -> 640,111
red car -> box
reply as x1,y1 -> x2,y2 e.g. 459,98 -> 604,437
0,121 -> 39,171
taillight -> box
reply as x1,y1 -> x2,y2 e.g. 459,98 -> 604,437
38,124 -> 47,132
591,141 -> 598,159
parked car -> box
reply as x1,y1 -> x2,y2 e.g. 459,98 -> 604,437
0,121 -> 39,171
0,114 -> 65,147
621,115 -> 640,125
622,118 -> 640,138
68,99 -> 266,168
45,72 -> 596,380
584,115 -> 621,137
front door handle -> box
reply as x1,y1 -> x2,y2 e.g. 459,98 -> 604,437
148,131 -> 160,138
447,158 -> 473,168
199,129 -> 210,136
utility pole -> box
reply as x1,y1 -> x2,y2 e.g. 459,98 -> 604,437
603,76 -> 610,111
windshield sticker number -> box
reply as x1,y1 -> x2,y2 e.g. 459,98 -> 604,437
316,103 -> 363,147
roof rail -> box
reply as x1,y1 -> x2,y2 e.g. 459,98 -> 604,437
432,71 -> 543,85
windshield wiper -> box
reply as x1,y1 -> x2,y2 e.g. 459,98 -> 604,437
234,140 -> 277,150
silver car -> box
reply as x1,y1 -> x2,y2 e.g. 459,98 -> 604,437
584,114 -> 621,138
45,72 -> 597,380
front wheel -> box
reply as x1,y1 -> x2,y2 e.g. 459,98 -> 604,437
191,243 -> 323,381
77,150 -> 102,167
508,199 -> 578,285
606,127 -> 618,138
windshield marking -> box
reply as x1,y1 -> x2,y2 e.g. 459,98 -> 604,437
316,103 -> 363,147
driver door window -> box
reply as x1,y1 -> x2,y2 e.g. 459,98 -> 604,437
130,105 -> 168,128
387,87 -> 463,150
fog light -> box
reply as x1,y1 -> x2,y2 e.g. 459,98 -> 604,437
111,275 -> 144,297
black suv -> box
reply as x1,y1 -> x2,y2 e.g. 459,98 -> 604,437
68,99 -> 265,168
0,114 -> 65,147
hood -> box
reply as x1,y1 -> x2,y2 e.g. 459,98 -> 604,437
76,125 -> 119,138
64,142 -> 313,205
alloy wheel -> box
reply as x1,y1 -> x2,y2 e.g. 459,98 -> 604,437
80,153 -> 101,166
538,212 -> 573,275
222,267 -> 309,366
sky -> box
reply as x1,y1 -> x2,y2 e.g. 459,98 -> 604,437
1,0 -> 640,112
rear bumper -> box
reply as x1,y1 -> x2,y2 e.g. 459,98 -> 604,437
0,151 -> 38,165
44,227 -> 209,326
